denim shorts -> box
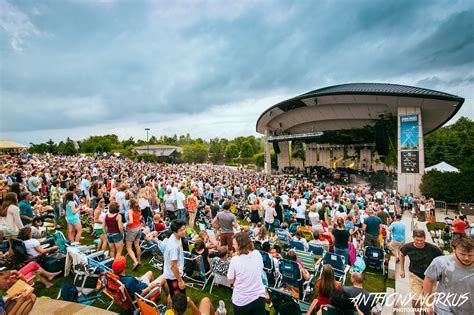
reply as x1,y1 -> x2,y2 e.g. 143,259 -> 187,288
107,233 -> 123,244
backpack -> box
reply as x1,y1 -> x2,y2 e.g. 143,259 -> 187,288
60,282 -> 79,302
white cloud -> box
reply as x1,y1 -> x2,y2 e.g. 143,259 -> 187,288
0,0 -> 40,51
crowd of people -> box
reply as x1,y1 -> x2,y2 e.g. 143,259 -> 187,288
0,152 -> 472,315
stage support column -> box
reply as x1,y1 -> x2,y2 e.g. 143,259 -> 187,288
397,107 -> 425,195
264,129 -> 271,174
277,141 -> 290,171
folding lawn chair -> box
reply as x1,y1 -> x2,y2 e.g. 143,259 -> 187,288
289,240 -> 306,251
289,222 -> 301,235
275,259 -> 312,301
363,246 -> 386,275
183,251 -> 212,290
316,251 -> 350,284
135,293 -> 166,315
276,228 -> 291,246
267,287 -> 310,315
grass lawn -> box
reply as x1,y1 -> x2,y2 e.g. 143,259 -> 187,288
29,217 -> 392,314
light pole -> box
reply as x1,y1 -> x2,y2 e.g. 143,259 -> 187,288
145,128 -> 150,154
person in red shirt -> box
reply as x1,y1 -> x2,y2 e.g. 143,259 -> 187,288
452,215 -> 466,236
307,264 -> 342,314
153,213 -> 167,232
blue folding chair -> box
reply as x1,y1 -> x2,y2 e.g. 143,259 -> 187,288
308,243 -> 325,257
270,219 -> 281,233
276,259 -> 312,300
289,240 -> 305,251
316,251 -> 350,284
276,228 -> 291,246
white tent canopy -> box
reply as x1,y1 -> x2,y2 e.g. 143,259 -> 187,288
425,161 -> 460,173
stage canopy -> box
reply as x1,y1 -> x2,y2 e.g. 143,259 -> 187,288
256,83 -> 464,137
0,140 -> 28,150
425,161 -> 460,173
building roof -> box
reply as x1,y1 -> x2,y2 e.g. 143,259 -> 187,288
134,144 -> 182,156
256,83 -> 464,136
0,140 -> 28,150
425,161 -> 460,173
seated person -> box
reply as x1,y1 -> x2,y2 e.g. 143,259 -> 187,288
293,230 -> 309,251
307,264 -> 343,314
191,239 -> 211,273
17,227 -> 58,258
276,222 -> 293,243
255,226 -> 269,242
261,242 -> 280,277
285,250 -> 310,281
10,261 -> 61,289
308,230 -> 330,250
153,213 -> 167,232
112,256 -> 167,300
252,222 -> 262,239
0,269 -> 37,315
30,218 -> 44,239
195,230 -> 218,250
314,289 -> 363,315
209,246 -> 230,275
165,293 -> 218,315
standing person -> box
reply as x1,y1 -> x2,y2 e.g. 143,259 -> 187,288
362,209 -> 382,248
400,230 -> 443,315
50,180 -> 62,229
263,200 -> 277,232
126,199 -> 142,270
18,193 -> 34,226
333,217 -> 350,264
176,186 -> 187,222
212,201 -> 237,253
64,191 -> 82,243
138,188 -> 152,227
0,192 -> 23,238
250,199 -> 262,228
388,214 -> 405,262
274,195 -> 283,222
227,232 -> 266,315
93,197 -> 108,252
164,189 -> 177,220
164,219 -> 187,299
295,200 -> 306,225
452,216 -> 466,237
423,234 -> 474,315
103,201 -> 124,258
306,264 -> 342,315
186,189 -> 199,230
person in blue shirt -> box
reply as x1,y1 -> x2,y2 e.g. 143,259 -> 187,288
362,209 -> 382,248
111,256 -> 166,301
388,214 -> 406,262
19,192 -> 34,226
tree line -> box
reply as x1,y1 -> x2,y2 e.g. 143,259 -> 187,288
28,116 -> 473,170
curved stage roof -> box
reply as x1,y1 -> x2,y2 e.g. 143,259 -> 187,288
256,83 -> 464,136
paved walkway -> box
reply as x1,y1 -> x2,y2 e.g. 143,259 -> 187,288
392,209 -> 465,314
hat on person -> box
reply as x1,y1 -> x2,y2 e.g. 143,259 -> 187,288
112,256 -> 126,273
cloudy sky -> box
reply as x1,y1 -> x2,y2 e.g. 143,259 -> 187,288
1,0 -> 473,145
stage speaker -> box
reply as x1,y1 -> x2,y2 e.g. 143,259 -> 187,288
272,142 -> 281,154
375,122 -> 389,156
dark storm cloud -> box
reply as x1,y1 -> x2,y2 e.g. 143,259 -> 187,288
0,0 -> 473,137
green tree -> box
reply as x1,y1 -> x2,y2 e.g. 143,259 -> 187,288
208,138 -> 224,164
225,143 -> 239,163
240,140 -> 254,158
182,143 -> 208,163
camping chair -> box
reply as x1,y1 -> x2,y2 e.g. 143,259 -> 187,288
140,240 -> 164,270
289,240 -> 306,251
57,281 -> 105,306
11,238 -> 45,268
103,272 -> 160,313
270,219 -> 281,233
294,249 -> 319,274
289,222 -> 301,235
276,228 -> 291,246
183,251 -> 212,290
267,287 -> 310,315
135,293 -> 166,315
363,246 -> 385,275
209,258 -> 232,293
308,243 -> 325,258
275,259 -> 312,300
316,251 -> 350,284
297,226 -> 314,242
259,250 -> 277,282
